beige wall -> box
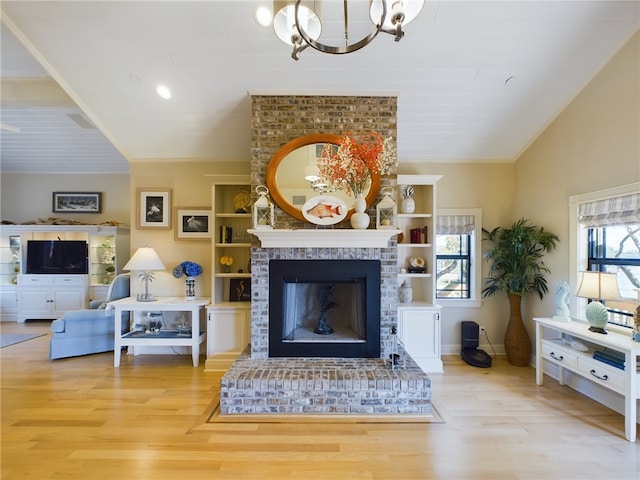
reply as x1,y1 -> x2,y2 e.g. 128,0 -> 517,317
398,162 -> 516,352
513,30 -> 640,339
0,173 -> 130,225
127,160 -> 248,299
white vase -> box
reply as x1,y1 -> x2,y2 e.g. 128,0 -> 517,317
400,196 -> 415,214
399,280 -> 413,303
350,194 -> 370,229
184,276 -> 196,301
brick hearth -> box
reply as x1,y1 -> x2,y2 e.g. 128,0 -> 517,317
220,347 -> 432,415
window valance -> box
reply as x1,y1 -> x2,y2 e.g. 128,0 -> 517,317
436,215 -> 475,235
578,193 -> 640,227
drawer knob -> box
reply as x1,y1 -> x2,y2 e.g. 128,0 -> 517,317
550,352 -> 564,361
589,369 -> 608,381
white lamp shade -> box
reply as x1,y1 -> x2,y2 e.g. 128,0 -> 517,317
370,0 -> 425,30
123,247 -> 165,271
273,1 -> 321,46
304,165 -> 320,181
576,271 -> 622,301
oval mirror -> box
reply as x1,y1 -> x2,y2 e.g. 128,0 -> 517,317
266,134 -> 380,223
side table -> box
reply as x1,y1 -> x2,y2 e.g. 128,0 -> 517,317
110,296 -> 210,367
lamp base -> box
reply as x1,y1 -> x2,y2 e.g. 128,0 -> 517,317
136,293 -> 157,302
588,326 -> 608,334
585,301 -> 609,335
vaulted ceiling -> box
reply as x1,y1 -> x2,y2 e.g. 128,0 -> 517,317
1,1 -> 638,174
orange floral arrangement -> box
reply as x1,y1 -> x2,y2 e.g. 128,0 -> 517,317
317,132 -> 396,197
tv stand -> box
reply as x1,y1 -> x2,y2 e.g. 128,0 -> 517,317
0,224 -> 129,322
17,274 -> 87,323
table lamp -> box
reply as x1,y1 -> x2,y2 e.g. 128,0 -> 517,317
123,247 -> 165,302
575,271 -> 622,334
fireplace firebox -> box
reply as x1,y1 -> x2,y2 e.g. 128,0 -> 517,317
269,259 -> 381,358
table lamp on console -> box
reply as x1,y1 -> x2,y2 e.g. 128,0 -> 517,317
123,247 -> 166,302
575,271 -> 622,334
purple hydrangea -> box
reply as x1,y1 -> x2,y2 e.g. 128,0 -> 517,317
172,261 -> 202,278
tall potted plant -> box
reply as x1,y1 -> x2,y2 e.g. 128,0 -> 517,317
482,218 -> 559,366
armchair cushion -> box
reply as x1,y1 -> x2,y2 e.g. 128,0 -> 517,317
49,273 -> 130,360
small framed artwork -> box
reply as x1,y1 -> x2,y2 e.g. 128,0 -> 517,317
175,207 -> 212,240
52,192 -> 102,213
137,188 -> 171,229
229,278 -> 251,302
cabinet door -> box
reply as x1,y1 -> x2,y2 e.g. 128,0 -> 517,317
206,306 -> 250,371
207,307 -> 249,357
17,289 -> 51,316
0,287 -> 18,316
52,289 -> 85,315
398,307 -> 442,372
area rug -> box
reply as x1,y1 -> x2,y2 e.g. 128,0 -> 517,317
190,395 -> 445,431
0,333 -> 46,348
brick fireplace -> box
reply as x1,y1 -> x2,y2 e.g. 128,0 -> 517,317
252,245 -> 399,361
217,95 -> 431,416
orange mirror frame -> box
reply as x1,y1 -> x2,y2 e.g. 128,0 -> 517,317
265,133 -> 381,223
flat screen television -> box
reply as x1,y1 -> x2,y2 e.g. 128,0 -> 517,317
26,240 -> 88,274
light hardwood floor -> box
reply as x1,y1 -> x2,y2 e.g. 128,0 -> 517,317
1,320 -> 638,480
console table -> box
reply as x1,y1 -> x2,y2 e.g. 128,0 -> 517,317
110,297 -> 210,367
534,317 -> 640,442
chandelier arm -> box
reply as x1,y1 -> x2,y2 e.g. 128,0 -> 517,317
294,0 -> 388,56
342,0 -> 349,47
380,24 -> 405,42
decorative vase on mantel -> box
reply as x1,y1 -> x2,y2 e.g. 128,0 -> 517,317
184,276 -> 196,301
350,193 -> 370,229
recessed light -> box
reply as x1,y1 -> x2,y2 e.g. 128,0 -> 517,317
156,85 -> 172,99
255,5 -> 272,26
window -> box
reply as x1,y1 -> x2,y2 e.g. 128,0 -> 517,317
436,233 -> 470,298
586,225 -> 640,327
570,184 -> 640,327
435,209 -> 482,306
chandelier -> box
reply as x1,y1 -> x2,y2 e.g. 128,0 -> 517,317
272,0 -> 424,60
304,165 -> 338,193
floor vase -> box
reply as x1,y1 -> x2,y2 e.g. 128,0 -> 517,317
505,293 -> 531,366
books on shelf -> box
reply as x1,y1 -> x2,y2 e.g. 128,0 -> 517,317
219,225 -> 233,244
593,349 -> 625,370
409,226 -> 429,244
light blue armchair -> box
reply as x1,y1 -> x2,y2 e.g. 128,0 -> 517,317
49,273 -> 130,360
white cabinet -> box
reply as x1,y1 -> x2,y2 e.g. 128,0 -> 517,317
206,175 -> 252,370
534,317 -> 640,442
88,227 -> 130,288
0,225 -> 129,322
395,175 -> 442,305
395,174 -> 443,372
0,286 -> 18,321
210,175 -> 252,305
17,275 -> 87,322
205,304 -> 251,371
398,305 -> 442,372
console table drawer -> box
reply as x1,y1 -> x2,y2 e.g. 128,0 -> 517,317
578,357 -> 625,394
542,341 -> 578,370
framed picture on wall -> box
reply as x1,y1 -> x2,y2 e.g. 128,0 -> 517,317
229,278 -> 251,302
52,192 -> 102,213
175,207 -> 212,240
137,188 -> 171,229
